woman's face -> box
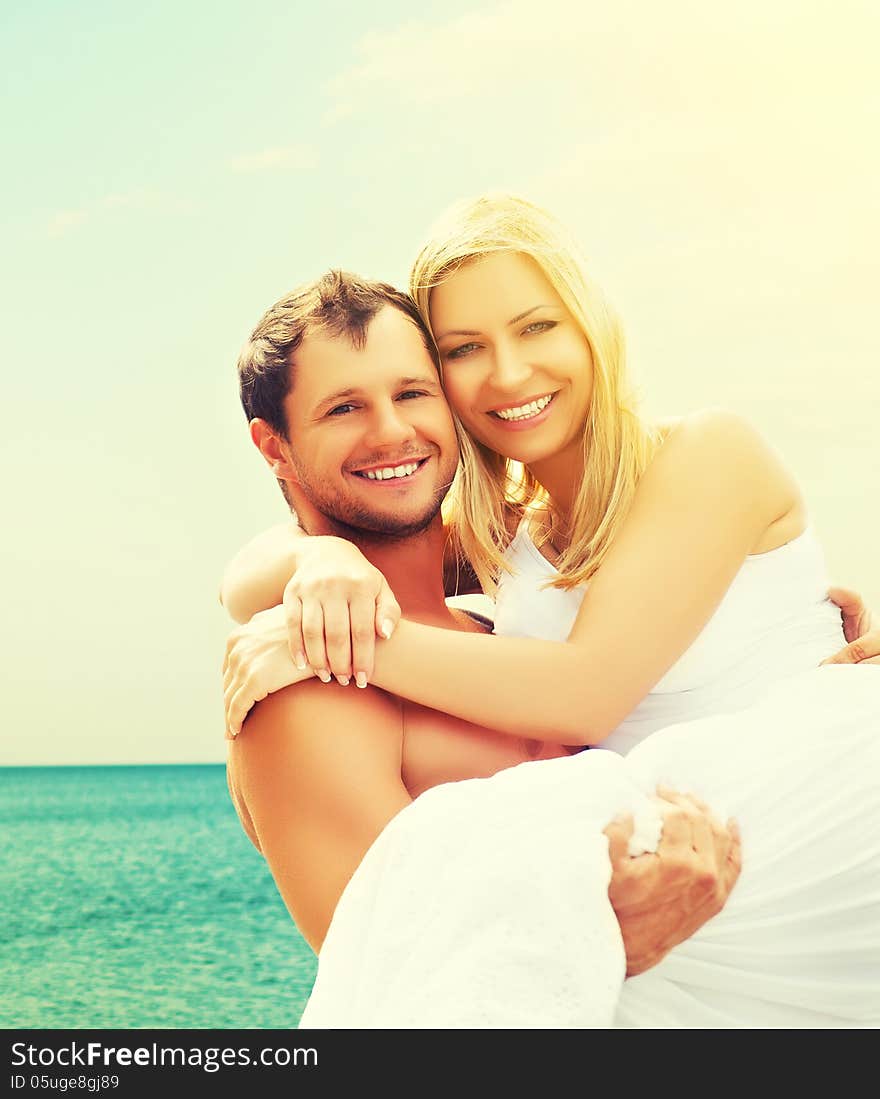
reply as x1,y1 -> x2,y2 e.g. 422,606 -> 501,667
429,252 -> 594,469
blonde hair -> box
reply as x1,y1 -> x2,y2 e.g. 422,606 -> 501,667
409,192 -> 660,593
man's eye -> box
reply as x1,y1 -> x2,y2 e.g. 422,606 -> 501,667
445,342 -> 480,360
523,320 -> 556,336
327,403 -> 357,416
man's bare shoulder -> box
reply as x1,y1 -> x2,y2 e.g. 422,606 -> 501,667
226,682 -> 411,953
228,681 -> 405,820
229,681 -> 405,786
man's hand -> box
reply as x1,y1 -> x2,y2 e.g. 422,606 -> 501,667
223,605 -> 315,739
823,587 -> 880,665
282,536 -> 401,687
604,787 -> 742,977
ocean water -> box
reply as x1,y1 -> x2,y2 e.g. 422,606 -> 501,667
1,764 -> 318,1029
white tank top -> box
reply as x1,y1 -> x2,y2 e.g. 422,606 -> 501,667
493,524 -> 845,754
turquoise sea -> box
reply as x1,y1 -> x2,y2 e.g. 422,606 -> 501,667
2,765 -> 317,1029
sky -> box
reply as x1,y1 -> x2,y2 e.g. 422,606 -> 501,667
2,0 -> 877,765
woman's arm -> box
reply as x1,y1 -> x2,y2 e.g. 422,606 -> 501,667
222,518 -> 480,626
220,519 -> 308,624
220,519 -> 405,680
368,411 -> 805,744
220,517 -> 481,677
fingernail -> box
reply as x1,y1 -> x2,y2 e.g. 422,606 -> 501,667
316,669 -> 332,683
336,675 -> 350,686
380,619 -> 394,639
355,672 -> 367,689
294,652 -> 307,670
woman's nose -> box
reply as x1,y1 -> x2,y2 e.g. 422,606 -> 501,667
488,341 -> 532,393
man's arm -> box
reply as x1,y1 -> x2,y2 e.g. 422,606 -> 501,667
227,680 -> 411,952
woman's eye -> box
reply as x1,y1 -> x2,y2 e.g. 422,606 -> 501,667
523,320 -> 555,336
398,390 -> 428,400
445,342 -> 480,360
327,403 -> 357,417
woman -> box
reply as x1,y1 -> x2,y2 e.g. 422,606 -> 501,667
222,194 -> 880,1026
223,193 -> 874,751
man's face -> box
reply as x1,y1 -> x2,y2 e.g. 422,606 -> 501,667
281,305 -> 460,539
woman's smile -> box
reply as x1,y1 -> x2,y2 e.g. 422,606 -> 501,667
486,391 -> 558,429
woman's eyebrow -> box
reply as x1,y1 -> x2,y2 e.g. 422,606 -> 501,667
434,326 -> 479,340
507,305 -> 548,326
435,305 -> 550,342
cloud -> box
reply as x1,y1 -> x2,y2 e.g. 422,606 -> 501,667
44,189 -> 196,239
228,145 -> 317,174
322,4 -> 564,118
322,0 -> 878,130
46,209 -> 89,238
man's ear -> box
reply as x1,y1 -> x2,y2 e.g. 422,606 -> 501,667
249,418 -> 299,486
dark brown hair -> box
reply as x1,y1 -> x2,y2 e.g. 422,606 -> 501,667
237,269 -> 436,437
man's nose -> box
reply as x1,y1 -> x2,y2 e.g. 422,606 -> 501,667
488,340 -> 532,393
363,401 -> 418,449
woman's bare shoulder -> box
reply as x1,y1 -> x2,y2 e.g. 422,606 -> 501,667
644,409 -> 806,544
652,408 -> 791,468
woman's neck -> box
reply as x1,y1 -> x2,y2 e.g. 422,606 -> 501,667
525,437 -> 585,544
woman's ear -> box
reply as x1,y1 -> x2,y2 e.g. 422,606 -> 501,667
249,418 -> 299,484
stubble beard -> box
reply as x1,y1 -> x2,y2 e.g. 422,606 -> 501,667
291,458 -> 455,544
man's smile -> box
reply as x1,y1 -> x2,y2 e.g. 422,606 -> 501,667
348,456 -> 432,483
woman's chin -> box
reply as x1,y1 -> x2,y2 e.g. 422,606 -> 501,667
463,422 -> 557,464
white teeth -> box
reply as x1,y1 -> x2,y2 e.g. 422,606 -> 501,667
494,394 -> 553,421
361,462 -> 420,481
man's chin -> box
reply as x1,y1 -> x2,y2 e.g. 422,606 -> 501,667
340,510 -> 438,541
317,502 -> 441,542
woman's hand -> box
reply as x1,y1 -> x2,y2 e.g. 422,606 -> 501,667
824,586 -> 880,665
282,536 -> 401,686
223,605 -> 316,739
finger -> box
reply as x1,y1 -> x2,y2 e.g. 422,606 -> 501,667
603,813 -> 636,865
229,680 -> 263,738
322,598 -> 353,683
652,789 -> 696,852
300,600 -> 331,682
725,821 -> 744,892
223,674 -> 237,722
683,794 -> 715,860
661,787 -> 730,865
349,594 -> 377,686
375,582 -> 402,641
822,638 -> 870,665
225,677 -> 247,738
827,585 -> 863,616
849,631 -> 880,661
283,593 -> 308,670
657,785 -> 713,819
827,585 -> 867,643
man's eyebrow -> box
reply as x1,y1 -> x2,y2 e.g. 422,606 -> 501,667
434,306 -> 549,342
314,386 -> 359,413
313,376 -> 441,413
399,375 -> 442,389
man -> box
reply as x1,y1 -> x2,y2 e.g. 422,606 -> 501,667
224,271 -> 878,1027
224,272 -> 740,972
